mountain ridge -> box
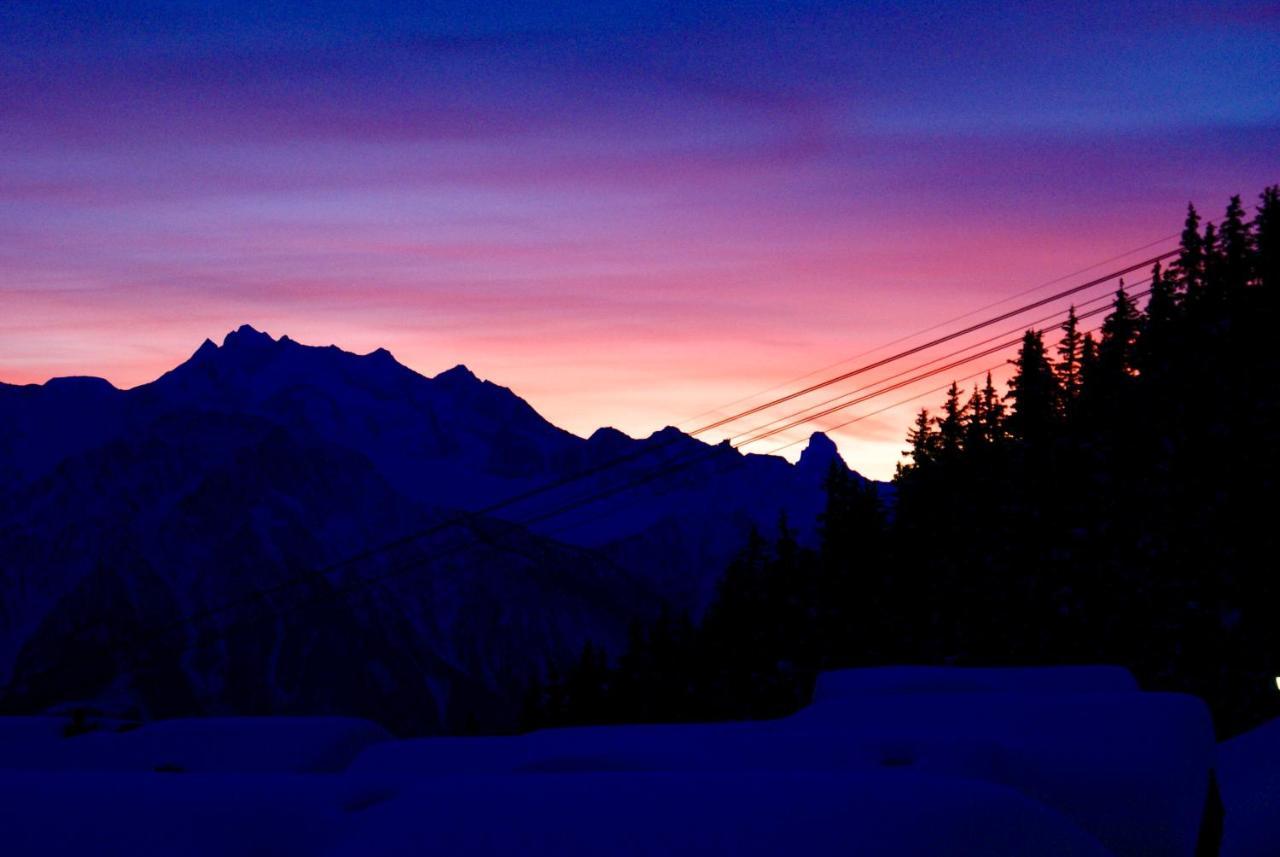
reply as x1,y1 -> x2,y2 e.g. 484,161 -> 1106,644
0,326 -> 869,733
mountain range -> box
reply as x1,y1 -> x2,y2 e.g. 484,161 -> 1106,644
0,326 -> 866,733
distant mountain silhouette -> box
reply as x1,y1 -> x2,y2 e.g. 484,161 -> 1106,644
0,326 -> 865,733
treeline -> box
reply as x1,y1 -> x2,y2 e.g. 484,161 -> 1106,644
527,187 -> 1280,737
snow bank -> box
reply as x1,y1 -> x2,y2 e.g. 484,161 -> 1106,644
324,771 -> 1110,856
351,689 -> 1211,855
0,717 -> 391,773
813,666 -> 1139,700
793,691 -> 1213,857
0,678 -> 1214,854
0,771 -> 371,857
0,717 -> 77,769
1217,715 -> 1280,856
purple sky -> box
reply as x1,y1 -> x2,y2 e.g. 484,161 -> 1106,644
3,1 -> 1277,477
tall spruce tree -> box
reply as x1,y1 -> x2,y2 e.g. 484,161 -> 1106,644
1079,332 -> 1099,379
1174,203 -> 1204,295
1098,284 -> 1140,380
1202,222 -> 1222,301
1221,194 -> 1253,294
1255,186 -> 1279,295
979,372 -> 1005,444
936,382 -> 965,462
1056,305 -> 1083,406
904,408 -> 938,469
535,186 -> 1280,740
1139,262 -> 1176,378
963,383 -> 987,450
1004,330 -> 1059,447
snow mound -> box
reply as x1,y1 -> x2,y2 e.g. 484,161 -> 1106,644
351,686 -> 1211,856
324,771 -> 1110,856
793,690 -> 1212,857
813,666 -> 1139,699
1217,715 -> 1280,856
0,717 -> 391,774
0,717 -> 82,768
0,674 -> 1216,854
0,772 -> 365,857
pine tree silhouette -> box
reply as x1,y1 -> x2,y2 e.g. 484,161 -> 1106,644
1005,330 -> 1059,450
1175,203 -> 1205,295
1056,305 -> 1083,408
1257,186 -> 1279,294
936,382 -> 966,463
533,187 -> 1280,739
1221,195 -> 1253,294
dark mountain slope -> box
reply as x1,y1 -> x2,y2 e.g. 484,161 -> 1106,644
0,326 -> 868,731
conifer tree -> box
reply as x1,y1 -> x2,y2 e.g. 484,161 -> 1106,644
564,640 -> 609,724
1221,194 -> 1253,294
541,186 -> 1280,740
905,408 -> 939,468
819,464 -> 857,566
1005,330 -> 1059,446
1138,263 -> 1176,380
820,465 -> 884,568
1056,305 -> 1083,405
1201,222 -> 1222,300
1099,284 -> 1140,379
936,382 -> 965,461
1079,332 -> 1099,378
1075,332 -> 1101,425
980,372 -> 1005,443
1174,203 -> 1204,294
964,383 -> 987,449
1255,185 -> 1279,294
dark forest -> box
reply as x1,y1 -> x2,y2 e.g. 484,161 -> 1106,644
533,187 -> 1280,740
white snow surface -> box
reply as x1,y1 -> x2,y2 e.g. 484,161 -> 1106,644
0,771 -> 357,857
326,772 -> 1111,856
1217,715 -> 1280,856
351,688 -> 1212,857
0,669 -> 1222,856
791,690 -> 1213,857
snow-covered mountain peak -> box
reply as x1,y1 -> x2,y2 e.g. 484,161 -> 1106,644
0,326 -> 875,731
221,324 -> 277,351
646,425 -> 699,445
588,426 -> 631,443
191,338 -> 219,361
434,364 -> 480,385
797,431 -> 843,475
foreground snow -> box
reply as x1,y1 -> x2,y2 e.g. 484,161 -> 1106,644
1217,714 -> 1280,856
332,772 -> 1111,857
0,666 -> 1258,856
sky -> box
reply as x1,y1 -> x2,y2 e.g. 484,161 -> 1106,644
2,1 -> 1277,478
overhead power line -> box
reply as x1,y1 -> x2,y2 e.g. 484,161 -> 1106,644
729,281 -> 1147,448
13,254 -> 1173,690
689,252 -> 1175,437
735,295 -> 1143,449
679,233 -> 1179,428
60,253 -> 1169,654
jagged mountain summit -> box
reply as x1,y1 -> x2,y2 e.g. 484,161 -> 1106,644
0,326 -> 868,733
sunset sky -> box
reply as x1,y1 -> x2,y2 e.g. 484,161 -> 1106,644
3,1 -> 1277,478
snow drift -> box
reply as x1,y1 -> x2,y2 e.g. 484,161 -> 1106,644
0,667 -> 1218,855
